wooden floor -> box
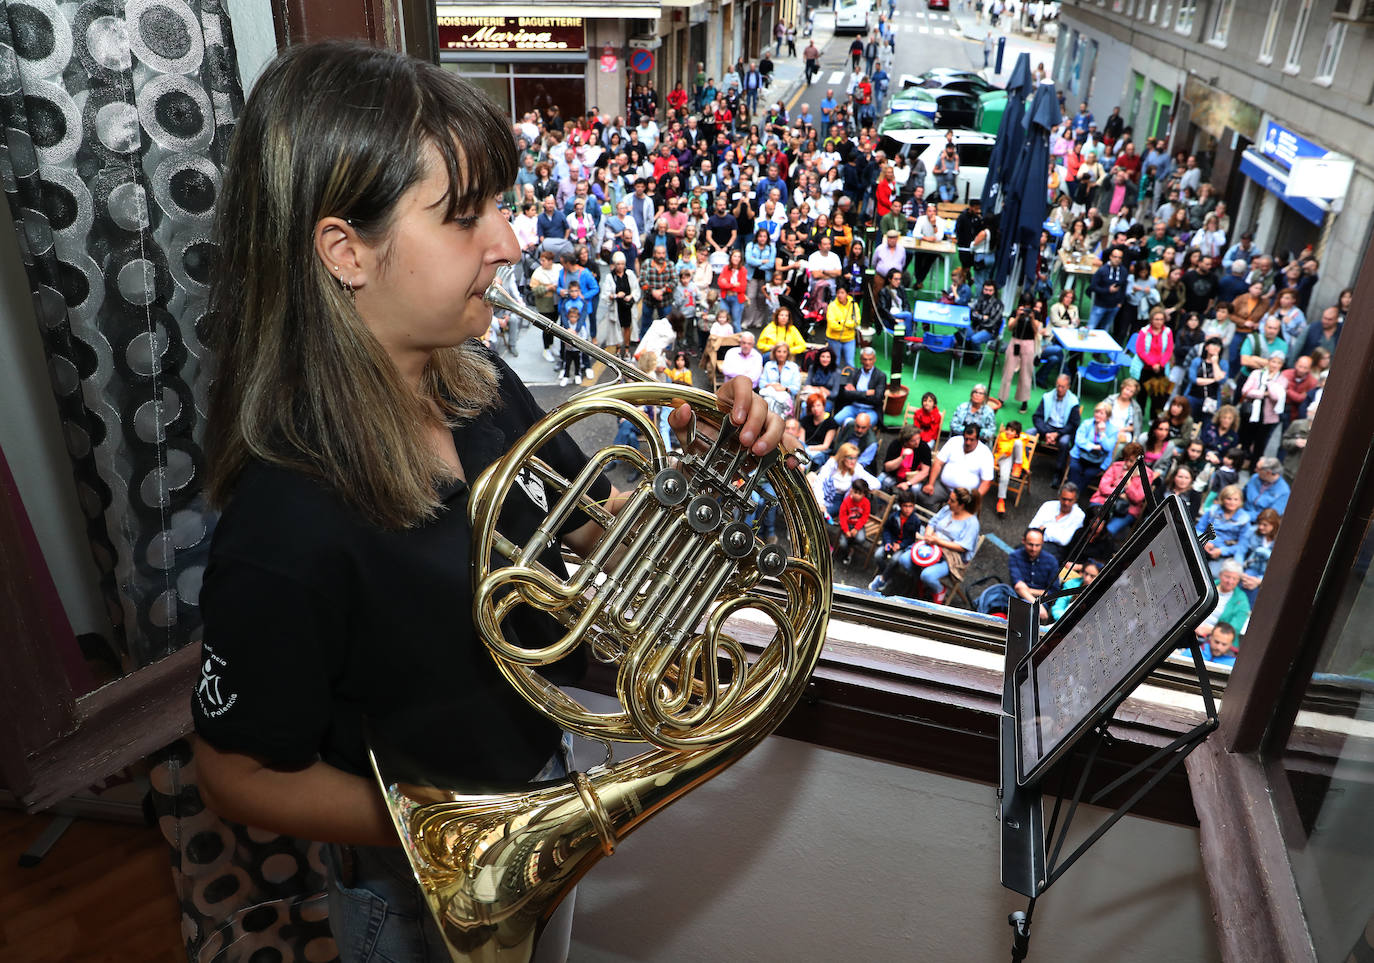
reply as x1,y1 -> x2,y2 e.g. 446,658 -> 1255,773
0,807 -> 184,962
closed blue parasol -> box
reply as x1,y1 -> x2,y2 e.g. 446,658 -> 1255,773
992,81 -> 1059,293
980,53 -> 1033,218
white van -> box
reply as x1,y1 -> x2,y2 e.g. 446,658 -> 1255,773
876,128 -> 998,204
834,0 -> 871,36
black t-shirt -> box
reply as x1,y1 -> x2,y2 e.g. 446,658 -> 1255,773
1182,270 -> 1218,313
705,212 -> 739,249
801,412 -> 838,447
192,352 -> 612,785
882,438 -> 932,477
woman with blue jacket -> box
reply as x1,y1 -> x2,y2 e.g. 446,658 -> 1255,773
1067,401 -> 1114,495
1197,483 -> 1252,577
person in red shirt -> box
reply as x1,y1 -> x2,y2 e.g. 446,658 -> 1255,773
875,164 -> 897,233
667,81 -> 688,113
910,391 -> 944,446
1281,355 -> 1320,419
1114,140 -> 1143,180
835,478 -> 872,565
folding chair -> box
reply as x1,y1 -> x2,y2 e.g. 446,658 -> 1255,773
942,534 -> 986,609
913,333 -> 959,384
1076,359 -> 1122,398
1003,433 -> 1039,508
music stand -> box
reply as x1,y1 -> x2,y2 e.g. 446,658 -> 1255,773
998,467 -> 1222,961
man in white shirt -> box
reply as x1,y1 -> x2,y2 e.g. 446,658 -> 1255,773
636,115 -> 660,151
919,423 -> 995,512
806,235 -> 843,301
1028,483 -> 1087,561
721,332 -> 764,387
873,229 -> 907,278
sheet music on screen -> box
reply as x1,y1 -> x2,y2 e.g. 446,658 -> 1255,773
1017,509 -> 1206,783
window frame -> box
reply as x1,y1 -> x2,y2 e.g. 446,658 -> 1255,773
1284,0 -> 1315,75
1194,230 -> 1374,961
1174,0 -> 1197,35
1259,0 -> 1286,64
1206,0 -> 1235,47
1313,21 -> 1347,86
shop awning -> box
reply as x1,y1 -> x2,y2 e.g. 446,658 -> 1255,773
660,0 -> 707,7
1238,147 -> 1331,227
435,2 -> 661,19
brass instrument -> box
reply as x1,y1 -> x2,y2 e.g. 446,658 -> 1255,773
370,267 -> 831,962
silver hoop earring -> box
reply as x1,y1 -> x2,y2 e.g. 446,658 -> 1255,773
340,276 -> 355,301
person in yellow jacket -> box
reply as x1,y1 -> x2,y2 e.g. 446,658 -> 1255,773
757,304 -> 810,357
825,284 -> 860,367
992,420 -> 1032,515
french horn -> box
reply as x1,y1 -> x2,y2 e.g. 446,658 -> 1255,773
369,266 -> 831,962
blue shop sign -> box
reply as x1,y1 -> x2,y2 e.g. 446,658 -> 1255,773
1237,150 -> 1328,226
1258,121 -> 1326,170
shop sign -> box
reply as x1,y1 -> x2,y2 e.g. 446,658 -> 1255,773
437,16 -> 586,52
1258,121 -> 1325,171
599,43 -> 618,73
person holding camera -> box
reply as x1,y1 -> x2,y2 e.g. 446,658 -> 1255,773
998,300 -> 1042,413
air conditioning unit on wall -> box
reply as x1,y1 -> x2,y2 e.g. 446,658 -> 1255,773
1333,0 -> 1374,22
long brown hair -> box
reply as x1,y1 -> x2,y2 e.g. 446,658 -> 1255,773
204,42 -> 515,528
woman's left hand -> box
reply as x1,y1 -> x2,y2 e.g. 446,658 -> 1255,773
668,375 -> 796,464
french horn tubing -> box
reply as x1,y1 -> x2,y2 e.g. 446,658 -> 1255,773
369,266 -> 832,962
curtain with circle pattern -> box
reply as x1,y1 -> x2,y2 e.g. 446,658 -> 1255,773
1,3 -> 339,960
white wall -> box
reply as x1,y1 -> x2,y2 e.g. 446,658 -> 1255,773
225,0 -> 279,95
0,204 -> 109,639
568,734 -> 1220,962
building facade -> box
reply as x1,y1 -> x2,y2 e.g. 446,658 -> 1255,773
435,0 -> 799,130
1053,0 -> 1374,310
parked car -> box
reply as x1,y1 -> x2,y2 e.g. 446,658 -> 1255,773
875,128 -> 997,204
886,88 -> 981,129
908,70 -> 997,94
878,111 -> 936,135
976,90 -> 1009,135
927,0 -> 950,9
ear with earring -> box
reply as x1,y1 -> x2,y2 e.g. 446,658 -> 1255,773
334,264 -> 355,301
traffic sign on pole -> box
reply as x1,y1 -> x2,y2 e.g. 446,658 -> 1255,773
629,48 -> 655,74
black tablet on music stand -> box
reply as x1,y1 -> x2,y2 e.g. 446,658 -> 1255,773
1011,493 -> 1217,787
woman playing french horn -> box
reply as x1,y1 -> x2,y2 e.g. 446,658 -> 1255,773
191,42 -> 789,962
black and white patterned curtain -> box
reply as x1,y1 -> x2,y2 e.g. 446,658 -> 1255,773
0,0 -> 236,670
2,4 -> 341,960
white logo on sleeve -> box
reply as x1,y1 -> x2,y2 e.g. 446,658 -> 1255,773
515,465 -> 549,511
196,644 -> 238,718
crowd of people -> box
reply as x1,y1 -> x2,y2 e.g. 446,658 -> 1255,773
490,24 -> 1342,672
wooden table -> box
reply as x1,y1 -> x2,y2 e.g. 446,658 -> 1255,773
1055,252 -> 1102,318
900,236 -> 959,294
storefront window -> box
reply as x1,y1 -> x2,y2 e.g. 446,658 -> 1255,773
516,77 -> 586,124
442,62 -> 586,123
1279,499 -> 1374,962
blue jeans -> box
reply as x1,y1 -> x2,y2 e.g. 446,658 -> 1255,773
1104,512 -> 1135,537
828,337 -> 856,367
726,298 -> 745,332
326,737 -> 576,963
888,549 -> 949,598
1087,303 -> 1120,331
1038,345 -> 1064,383
1066,455 -> 1104,495
835,403 -> 878,425
640,300 -> 669,336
